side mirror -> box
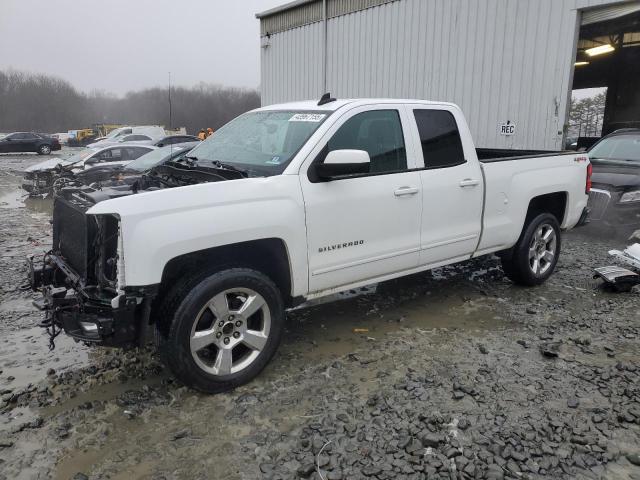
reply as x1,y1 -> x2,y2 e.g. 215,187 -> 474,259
315,149 -> 370,180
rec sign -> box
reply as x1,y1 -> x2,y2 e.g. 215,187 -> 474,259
499,122 -> 516,136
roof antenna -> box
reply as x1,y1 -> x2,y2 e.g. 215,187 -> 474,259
318,92 -> 336,106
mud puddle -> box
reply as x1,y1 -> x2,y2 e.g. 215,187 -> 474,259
0,314 -> 90,389
280,269 -> 505,364
0,168 -> 52,215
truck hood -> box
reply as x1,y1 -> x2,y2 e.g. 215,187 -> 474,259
66,161 -> 248,210
591,161 -> 640,189
88,175 -> 274,217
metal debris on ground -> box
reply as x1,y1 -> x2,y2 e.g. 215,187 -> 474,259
594,244 -> 640,292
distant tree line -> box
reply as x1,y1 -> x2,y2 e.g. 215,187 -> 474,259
0,70 -> 260,134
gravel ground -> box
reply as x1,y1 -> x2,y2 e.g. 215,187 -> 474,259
1,151 -> 640,480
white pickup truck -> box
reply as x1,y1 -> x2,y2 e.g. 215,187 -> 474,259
29,97 -> 591,393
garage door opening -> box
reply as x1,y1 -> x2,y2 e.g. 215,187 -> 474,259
571,4 -> 640,148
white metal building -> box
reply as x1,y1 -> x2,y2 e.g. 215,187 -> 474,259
256,0 -> 640,150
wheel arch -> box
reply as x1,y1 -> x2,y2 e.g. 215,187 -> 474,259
156,238 -> 294,310
525,191 -> 568,226
497,192 -> 567,258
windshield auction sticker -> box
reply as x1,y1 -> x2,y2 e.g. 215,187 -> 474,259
289,113 -> 326,122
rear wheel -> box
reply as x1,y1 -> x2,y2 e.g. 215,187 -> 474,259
37,144 -> 51,155
157,268 -> 284,393
501,213 -> 561,286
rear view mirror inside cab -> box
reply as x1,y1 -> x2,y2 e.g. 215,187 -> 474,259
315,149 -> 370,180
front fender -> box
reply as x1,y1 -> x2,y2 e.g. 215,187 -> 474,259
87,175 -> 308,295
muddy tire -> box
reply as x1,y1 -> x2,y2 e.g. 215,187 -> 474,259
501,213 -> 561,286
156,268 -> 284,394
37,144 -> 51,155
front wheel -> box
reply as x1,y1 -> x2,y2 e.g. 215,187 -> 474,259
158,268 -> 285,393
501,213 -> 561,286
37,144 -> 51,155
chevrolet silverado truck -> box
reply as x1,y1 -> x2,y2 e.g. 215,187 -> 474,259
29,97 -> 591,393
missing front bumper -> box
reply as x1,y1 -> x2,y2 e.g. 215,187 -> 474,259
28,254 -> 155,348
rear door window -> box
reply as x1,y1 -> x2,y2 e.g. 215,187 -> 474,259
413,110 -> 466,169
127,147 -> 152,159
97,148 -> 123,162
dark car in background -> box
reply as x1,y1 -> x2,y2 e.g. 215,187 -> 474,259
587,129 -> 640,230
0,132 -> 61,155
154,135 -> 200,147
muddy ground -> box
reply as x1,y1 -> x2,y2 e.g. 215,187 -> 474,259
1,150 -> 640,480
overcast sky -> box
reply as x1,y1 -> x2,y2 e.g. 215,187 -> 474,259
0,0 -> 285,95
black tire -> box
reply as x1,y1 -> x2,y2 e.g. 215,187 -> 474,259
501,213 -> 561,286
37,144 -> 51,155
157,268 -> 284,393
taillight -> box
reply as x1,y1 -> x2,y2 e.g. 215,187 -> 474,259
586,163 -> 593,194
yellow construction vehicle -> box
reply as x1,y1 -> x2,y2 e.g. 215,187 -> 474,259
67,128 -> 96,147
67,124 -> 124,146
93,124 -> 123,138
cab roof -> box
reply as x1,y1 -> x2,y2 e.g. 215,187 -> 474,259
255,98 -> 457,113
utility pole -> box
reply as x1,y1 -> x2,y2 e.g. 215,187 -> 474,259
168,71 -> 173,130
322,0 -> 327,93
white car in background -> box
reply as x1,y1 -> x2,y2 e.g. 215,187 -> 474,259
52,133 -> 70,145
22,144 -> 156,194
88,126 -> 165,148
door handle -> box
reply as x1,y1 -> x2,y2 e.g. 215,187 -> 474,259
394,186 -> 419,197
459,179 -> 480,188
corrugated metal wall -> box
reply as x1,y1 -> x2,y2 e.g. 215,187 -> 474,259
259,0 -> 622,150
260,22 -> 325,105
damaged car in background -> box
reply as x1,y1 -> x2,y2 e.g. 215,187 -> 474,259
587,129 -> 640,232
53,142 -> 199,198
22,144 -> 156,195
29,97 -> 590,393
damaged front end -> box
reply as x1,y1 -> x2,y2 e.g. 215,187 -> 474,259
22,170 -> 56,195
29,193 -> 156,348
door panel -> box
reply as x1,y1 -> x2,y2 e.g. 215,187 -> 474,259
301,105 -> 422,293
303,171 -> 422,292
408,107 -> 484,265
418,164 -> 483,264
23,134 -> 38,152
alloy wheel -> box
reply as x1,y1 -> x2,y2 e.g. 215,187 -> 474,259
528,223 -> 557,276
189,288 -> 271,376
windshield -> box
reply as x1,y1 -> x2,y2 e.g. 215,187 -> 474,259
590,135 -> 640,163
105,128 -> 130,139
188,110 -> 328,175
127,146 -> 189,171
64,148 -> 99,164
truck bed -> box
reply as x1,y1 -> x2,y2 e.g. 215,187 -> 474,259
476,150 -> 589,258
477,148 -> 577,163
